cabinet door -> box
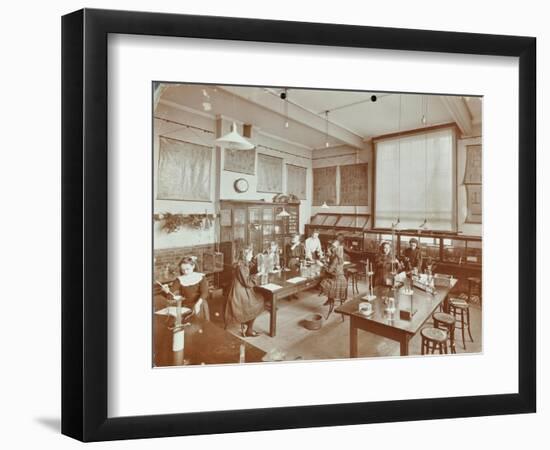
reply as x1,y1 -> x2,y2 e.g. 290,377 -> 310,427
233,208 -> 246,226
220,226 -> 232,242
262,224 -> 275,251
262,207 -> 274,222
442,238 -> 465,264
249,207 -> 262,224
231,207 -> 247,250
274,206 -> 287,234
287,205 -> 299,235
465,240 -> 482,264
248,207 -> 263,253
248,225 -> 263,254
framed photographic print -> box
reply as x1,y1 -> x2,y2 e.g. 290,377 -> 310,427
62,8 -> 536,442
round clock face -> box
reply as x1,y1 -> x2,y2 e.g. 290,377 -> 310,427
234,178 -> 249,193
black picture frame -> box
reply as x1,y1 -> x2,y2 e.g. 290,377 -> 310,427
62,8 -> 536,442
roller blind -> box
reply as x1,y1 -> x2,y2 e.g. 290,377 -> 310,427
374,128 -> 455,230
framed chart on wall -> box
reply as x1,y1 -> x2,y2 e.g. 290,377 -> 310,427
224,148 -> 256,175
257,153 -> 283,193
339,163 -> 368,206
156,137 -> 212,201
62,8 -> 535,442
313,166 -> 337,206
286,164 -> 307,200
463,144 -> 482,223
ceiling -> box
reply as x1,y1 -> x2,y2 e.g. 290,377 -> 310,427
159,83 -> 482,150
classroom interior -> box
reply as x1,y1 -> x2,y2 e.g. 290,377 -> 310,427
152,83 -> 483,366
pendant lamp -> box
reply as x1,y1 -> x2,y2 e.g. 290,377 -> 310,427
277,207 -> 291,218
215,122 -> 255,150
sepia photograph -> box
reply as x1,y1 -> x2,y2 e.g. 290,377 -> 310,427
152,83 -> 483,367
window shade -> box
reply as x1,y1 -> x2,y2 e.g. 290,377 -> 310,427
374,128 -> 454,230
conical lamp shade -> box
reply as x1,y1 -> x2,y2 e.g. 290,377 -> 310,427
277,207 -> 291,218
216,122 -> 255,150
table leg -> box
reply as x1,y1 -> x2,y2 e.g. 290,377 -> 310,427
269,296 -> 277,337
442,295 -> 450,313
400,335 -> 410,356
173,349 -> 184,366
350,316 -> 358,358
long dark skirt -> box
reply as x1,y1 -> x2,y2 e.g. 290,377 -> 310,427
225,281 -> 265,325
320,274 -> 348,300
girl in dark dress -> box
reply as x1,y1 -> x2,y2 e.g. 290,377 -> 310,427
286,234 -> 305,270
374,241 -> 402,287
320,238 -> 348,318
401,237 -> 423,273
225,246 -> 265,337
161,256 -> 210,321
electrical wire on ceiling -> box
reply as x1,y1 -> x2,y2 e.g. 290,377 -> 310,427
262,87 -> 368,142
397,94 -> 402,225
154,116 -> 214,147
154,115 -> 312,161
318,92 -> 392,115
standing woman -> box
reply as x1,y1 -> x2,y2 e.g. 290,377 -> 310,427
374,241 -> 401,287
286,234 -> 305,270
319,236 -> 348,319
161,256 -> 210,320
401,237 -> 422,273
225,246 -> 265,337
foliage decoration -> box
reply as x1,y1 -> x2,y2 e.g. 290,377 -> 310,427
153,213 -> 215,234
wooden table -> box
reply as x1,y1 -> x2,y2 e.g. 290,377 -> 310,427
255,269 -> 322,337
153,315 -> 266,367
255,263 -> 357,337
336,280 -> 457,357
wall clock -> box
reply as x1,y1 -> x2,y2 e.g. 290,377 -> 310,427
234,178 -> 249,193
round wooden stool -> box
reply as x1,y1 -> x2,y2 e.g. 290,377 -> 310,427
346,268 -> 359,295
467,277 -> 482,306
449,298 -> 474,350
432,312 -> 457,354
421,327 -> 448,354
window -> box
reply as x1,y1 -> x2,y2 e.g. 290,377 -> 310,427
374,128 -> 455,231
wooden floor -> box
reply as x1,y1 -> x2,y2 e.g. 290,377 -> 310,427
209,279 -> 482,362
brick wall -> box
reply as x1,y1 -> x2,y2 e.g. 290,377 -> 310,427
154,244 -> 217,284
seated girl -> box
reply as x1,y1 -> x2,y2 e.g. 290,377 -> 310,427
161,256 -> 210,321
225,246 -> 265,337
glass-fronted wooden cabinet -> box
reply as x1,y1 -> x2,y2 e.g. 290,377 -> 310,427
305,213 -> 370,256
307,212 -> 481,273
361,229 -> 481,270
219,200 -> 300,287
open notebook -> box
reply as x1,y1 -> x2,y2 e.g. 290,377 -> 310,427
154,306 -> 192,317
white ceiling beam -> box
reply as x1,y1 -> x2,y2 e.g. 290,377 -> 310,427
439,96 -> 473,136
222,86 -> 366,149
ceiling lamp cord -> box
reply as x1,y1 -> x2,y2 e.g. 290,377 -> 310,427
325,110 -> 330,148
396,94 -> 402,227
320,109 -> 331,207
420,95 -> 429,230
283,88 -> 289,128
